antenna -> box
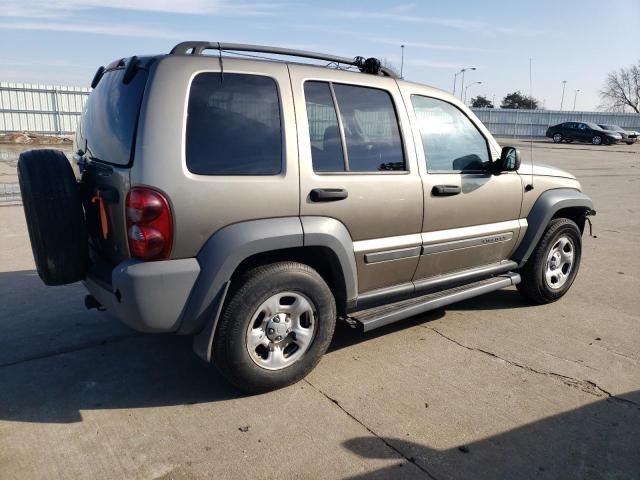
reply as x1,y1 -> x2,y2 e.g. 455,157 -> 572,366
526,57 -> 534,191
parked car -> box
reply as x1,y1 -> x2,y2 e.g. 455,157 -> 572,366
598,124 -> 638,145
17,42 -> 595,393
546,122 -> 622,145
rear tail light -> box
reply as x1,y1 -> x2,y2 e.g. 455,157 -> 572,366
126,187 -> 173,261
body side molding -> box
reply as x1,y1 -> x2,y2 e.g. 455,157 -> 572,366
513,188 -> 594,266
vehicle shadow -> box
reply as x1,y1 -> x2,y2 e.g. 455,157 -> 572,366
0,270 -> 532,425
342,391 -> 640,479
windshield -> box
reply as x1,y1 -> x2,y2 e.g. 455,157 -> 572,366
600,124 -> 621,131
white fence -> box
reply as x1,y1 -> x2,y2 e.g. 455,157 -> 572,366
0,82 -> 89,135
471,108 -> 640,138
1,81 -> 639,139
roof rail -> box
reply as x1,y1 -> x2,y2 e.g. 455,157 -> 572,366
169,41 -> 398,78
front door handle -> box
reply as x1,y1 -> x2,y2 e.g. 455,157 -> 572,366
432,185 -> 461,196
310,188 -> 348,202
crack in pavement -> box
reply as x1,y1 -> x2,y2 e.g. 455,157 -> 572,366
304,379 -> 441,480
425,326 -> 640,408
0,333 -> 142,369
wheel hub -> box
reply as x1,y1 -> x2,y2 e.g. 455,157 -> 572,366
246,292 -> 317,371
265,313 -> 290,342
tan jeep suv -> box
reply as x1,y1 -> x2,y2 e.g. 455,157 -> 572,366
18,42 -> 594,392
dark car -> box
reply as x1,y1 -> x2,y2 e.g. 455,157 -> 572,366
598,124 -> 638,145
546,122 -> 622,145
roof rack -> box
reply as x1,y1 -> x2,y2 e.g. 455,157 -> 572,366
169,41 -> 398,78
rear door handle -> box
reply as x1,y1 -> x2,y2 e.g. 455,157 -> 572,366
310,188 -> 348,202
432,185 -> 461,196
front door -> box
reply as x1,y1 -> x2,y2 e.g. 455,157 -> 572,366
400,89 -> 525,281
289,65 -> 423,294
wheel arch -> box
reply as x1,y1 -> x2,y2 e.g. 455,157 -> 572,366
185,216 -> 357,362
513,188 -> 594,267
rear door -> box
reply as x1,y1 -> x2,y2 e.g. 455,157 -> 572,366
289,65 -> 423,295
76,60 -> 150,265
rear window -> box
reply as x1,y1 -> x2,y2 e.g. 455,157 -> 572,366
80,67 -> 148,166
186,73 -> 282,175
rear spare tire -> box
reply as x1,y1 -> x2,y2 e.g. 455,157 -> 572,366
17,149 -> 88,285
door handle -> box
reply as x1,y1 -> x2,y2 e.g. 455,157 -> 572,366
310,188 -> 348,202
432,185 -> 461,196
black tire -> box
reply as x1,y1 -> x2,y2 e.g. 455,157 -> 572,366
17,149 -> 88,285
591,135 -> 603,145
626,141 -> 634,145
213,261 -> 336,393
517,218 -> 582,304
552,133 -> 563,143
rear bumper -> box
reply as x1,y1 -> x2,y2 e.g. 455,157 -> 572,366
84,258 -> 200,333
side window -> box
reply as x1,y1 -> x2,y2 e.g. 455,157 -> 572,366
303,81 -> 406,173
186,73 -> 282,175
411,95 -> 489,172
332,84 -> 405,172
304,81 -> 346,172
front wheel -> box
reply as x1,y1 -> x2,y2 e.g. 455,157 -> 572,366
553,133 -> 563,143
213,261 -> 336,393
591,135 -> 603,145
517,218 -> 582,304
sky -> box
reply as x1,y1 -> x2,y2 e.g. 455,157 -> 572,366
1,0 -> 638,111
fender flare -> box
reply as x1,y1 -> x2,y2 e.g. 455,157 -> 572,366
185,217 -> 358,362
512,188 -> 594,267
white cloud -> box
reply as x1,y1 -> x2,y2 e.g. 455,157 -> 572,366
0,21 -> 209,39
0,0 -> 280,18
372,38 -> 488,53
327,9 -> 543,36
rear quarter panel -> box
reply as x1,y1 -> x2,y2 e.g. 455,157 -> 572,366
131,56 -> 300,259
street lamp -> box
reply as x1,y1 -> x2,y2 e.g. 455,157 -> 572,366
573,89 -> 580,111
560,80 -> 567,110
464,81 -> 482,105
453,67 -> 476,98
400,45 -> 405,79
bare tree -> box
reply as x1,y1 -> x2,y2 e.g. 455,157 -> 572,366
599,61 -> 640,113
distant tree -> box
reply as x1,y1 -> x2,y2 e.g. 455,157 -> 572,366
501,91 -> 539,109
471,95 -> 494,108
599,61 -> 640,113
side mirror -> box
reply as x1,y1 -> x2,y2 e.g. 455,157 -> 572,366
494,146 -> 521,173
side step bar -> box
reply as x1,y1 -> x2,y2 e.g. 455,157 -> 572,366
350,273 -> 521,333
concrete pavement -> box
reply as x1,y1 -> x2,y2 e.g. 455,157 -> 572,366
0,140 -> 638,479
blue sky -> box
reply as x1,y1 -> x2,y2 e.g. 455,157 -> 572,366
1,0 -> 638,110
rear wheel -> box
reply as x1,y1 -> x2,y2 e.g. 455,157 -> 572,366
591,135 -> 603,145
17,149 -> 88,285
552,133 -> 563,143
213,261 -> 336,393
517,218 -> 582,304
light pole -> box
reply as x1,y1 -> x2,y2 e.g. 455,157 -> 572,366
573,89 -> 580,111
560,80 -> 567,110
400,45 -> 405,79
464,81 -> 482,105
453,67 -> 476,98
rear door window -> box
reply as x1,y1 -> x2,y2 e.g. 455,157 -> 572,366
186,73 -> 282,175
303,81 -> 406,173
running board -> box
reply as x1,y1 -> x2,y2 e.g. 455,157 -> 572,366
349,273 -> 521,333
